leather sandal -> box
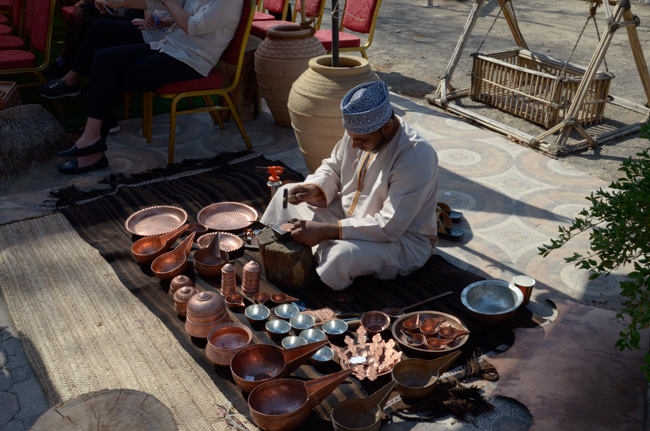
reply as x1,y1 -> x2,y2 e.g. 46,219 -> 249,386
437,211 -> 464,241
437,202 -> 463,223
57,138 -> 107,157
57,155 -> 109,174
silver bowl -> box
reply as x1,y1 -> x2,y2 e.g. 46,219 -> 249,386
281,335 -> 307,349
311,345 -> 335,363
290,313 -> 315,331
265,319 -> 291,338
461,280 -> 523,324
274,303 -> 300,320
322,319 -> 348,337
299,328 -> 326,343
245,304 -> 271,323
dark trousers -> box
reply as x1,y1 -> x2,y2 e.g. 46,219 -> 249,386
72,19 -> 202,125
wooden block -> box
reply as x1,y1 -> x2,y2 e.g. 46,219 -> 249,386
258,228 -> 317,290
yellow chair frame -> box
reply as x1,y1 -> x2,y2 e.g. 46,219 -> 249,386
142,0 -> 255,165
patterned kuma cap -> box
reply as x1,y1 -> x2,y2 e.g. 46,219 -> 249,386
340,80 -> 392,134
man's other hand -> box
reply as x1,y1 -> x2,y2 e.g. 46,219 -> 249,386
289,184 -> 326,206
289,220 -> 338,247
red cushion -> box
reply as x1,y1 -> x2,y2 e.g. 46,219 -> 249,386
342,0 -> 378,33
155,68 -> 224,95
250,20 -> 292,39
253,11 -> 275,21
0,35 -> 25,50
0,0 -> 10,10
0,24 -> 12,35
0,49 -> 35,69
61,5 -> 73,20
260,0 -> 286,14
0,14 -> 8,25
314,30 -> 361,50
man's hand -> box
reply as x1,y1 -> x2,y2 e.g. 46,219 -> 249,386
288,220 -> 338,247
289,184 -> 326,206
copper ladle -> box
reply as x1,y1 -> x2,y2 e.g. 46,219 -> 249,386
391,351 -> 461,399
253,292 -> 271,305
400,330 -> 426,347
331,379 -> 397,431
382,290 -> 453,319
270,292 -> 299,305
151,231 -> 196,281
131,224 -> 189,263
425,337 -> 455,350
438,326 -> 470,340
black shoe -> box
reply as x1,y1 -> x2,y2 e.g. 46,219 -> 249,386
37,78 -> 81,99
57,155 -> 109,174
57,138 -> 107,157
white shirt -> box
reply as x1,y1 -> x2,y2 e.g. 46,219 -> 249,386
145,0 -> 242,76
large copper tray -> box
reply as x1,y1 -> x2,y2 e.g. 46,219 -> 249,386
197,203 -> 258,231
391,310 -> 469,357
125,206 -> 188,236
197,232 -> 245,253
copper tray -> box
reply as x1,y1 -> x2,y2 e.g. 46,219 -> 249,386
197,203 -> 258,231
125,206 -> 188,236
391,311 -> 469,357
197,232 -> 245,253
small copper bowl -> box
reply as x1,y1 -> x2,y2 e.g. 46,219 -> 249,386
193,249 -> 229,278
420,319 -> 445,336
401,314 -> 422,333
289,313 -> 315,331
186,223 -> 208,237
274,303 -> 300,320
225,293 -> 245,311
425,337 -> 455,351
360,311 -> 391,336
206,322 -> 253,366
245,304 -> 270,325
322,319 -> 348,338
265,319 -> 292,339
253,292 -> 271,305
281,335 -> 307,349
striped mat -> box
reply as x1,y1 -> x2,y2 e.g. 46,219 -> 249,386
52,152 -> 538,428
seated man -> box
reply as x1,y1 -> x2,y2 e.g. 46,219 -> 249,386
260,81 -> 439,291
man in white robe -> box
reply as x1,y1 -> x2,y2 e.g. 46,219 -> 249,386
261,81 -> 439,290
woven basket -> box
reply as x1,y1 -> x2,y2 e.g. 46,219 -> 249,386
470,48 -> 614,128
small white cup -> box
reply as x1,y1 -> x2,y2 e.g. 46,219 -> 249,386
513,275 -> 535,305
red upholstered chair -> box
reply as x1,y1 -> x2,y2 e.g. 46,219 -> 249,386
253,0 -> 289,21
250,0 -> 325,39
0,0 -> 55,85
0,0 -> 25,50
314,0 -> 382,59
61,5 -> 73,20
142,0 -> 255,164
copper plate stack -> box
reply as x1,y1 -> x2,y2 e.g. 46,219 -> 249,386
173,286 -> 198,316
221,263 -> 237,295
241,261 -> 261,296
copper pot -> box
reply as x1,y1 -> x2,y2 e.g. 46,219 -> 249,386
206,322 -> 254,366
230,340 -> 328,393
173,286 -> 198,316
185,291 -> 231,338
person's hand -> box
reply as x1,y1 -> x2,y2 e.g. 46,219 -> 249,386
132,18 -> 150,30
288,184 -> 326,206
289,220 -> 338,247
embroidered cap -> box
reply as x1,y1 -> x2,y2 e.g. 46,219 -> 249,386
341,81 -> 392,134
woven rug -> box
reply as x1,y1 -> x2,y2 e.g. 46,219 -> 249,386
23,151 -> 540,428
0,213 -> 254,431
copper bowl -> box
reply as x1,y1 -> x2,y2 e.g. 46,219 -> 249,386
197,231 -> 244,253
265,319 -> 292,339
193,248 -> 230,278
185,291 -> 231,338
206,322 -> 253,366
360,311 -> 391,336
225,293 -> 245,311
461,280 -> 523,324
186,223 -> 208,236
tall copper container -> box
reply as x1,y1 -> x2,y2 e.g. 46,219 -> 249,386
242,261 -> 261,296
221,263 -> 237,295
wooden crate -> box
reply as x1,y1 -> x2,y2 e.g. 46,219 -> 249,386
470,48 -> 614,128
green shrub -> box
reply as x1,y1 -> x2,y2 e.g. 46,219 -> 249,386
539,125 -> 650,379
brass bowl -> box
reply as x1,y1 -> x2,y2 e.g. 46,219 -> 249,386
193,249 -> 229,278
206,322 -> 253,366
360,311 -> 391,336
265,319 -> 292,339
281,335 -> 307,349
461,280 -> 523,324
289,313 -> 315,331
274,303 -> 300,320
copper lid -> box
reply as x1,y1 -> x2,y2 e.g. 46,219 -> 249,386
171,275 -> 194,290
186,291 -> 227,319
243,261 -> 261,274
222,263 -> 236,274
174,286 -> 198,304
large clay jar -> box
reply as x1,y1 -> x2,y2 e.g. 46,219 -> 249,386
287,55 -> 379,172
254,24 -> 326,127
